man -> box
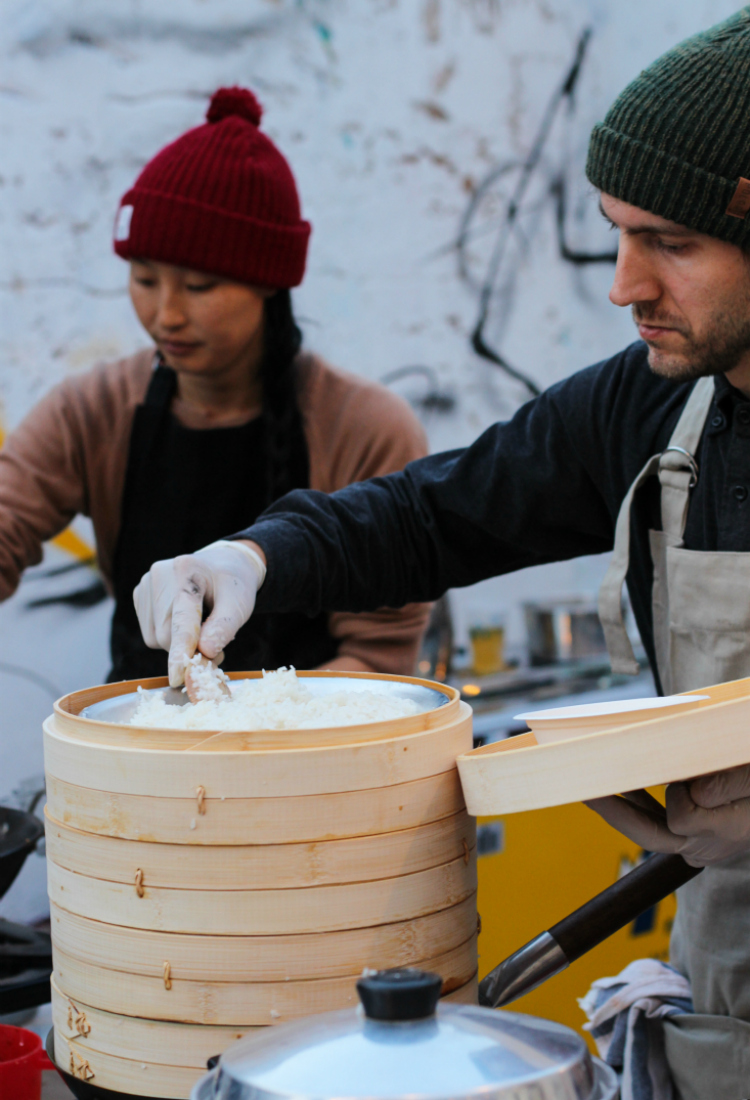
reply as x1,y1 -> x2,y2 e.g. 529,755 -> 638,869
135,11 -> 750,1097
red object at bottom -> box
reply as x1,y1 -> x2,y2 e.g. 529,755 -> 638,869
0,1024 -> 53,1100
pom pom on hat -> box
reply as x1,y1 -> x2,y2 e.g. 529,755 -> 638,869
206,86 -> 263,127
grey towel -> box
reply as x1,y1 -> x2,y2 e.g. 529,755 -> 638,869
579,959 -> 694,1100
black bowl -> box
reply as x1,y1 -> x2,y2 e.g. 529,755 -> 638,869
45,1028 -> 182,1100
0,805 -> 44,899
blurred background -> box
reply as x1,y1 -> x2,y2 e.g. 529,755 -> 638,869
0,0 -> 739,1027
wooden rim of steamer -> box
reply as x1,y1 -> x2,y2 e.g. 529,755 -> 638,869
47,851 -> 477,936
49,894 -> 478,981
52,670 -> 461,751
457,676 -> 750,815
45,810 -> 475,889
43,703 -> 472,798
51,947 -> 479,1028
44,769 -> 466,845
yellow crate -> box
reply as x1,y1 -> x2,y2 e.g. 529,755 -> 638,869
476,798 -> 674,1048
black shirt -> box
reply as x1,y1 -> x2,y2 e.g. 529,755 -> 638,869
110,364 -> 336,680
242,341 -> 750,687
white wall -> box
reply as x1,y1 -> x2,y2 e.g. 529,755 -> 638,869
0,0 -> 741,916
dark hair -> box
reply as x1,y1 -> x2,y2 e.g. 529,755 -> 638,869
260,290 -> 309,504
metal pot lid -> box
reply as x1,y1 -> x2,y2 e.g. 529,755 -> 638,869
202,970 -> 597,1100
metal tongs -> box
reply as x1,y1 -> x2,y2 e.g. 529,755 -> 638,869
479,851 -> 702,1007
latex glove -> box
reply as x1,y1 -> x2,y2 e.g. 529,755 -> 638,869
586,765 -> 750,867
133,540 -> 266,687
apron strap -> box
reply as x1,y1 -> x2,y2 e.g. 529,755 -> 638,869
659,376 -> 714,543
598,453 -> 662,675
144,357 -> 178,408
598,376 -> 715,676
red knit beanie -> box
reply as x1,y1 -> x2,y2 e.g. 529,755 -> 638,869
113,87 -> 310,288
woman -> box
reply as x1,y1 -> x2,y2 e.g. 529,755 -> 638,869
0,87 -> 430,681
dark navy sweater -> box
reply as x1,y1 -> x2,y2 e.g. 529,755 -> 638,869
242,341 -> 750,689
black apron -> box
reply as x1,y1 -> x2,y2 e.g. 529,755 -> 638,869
108,364 -> 336,681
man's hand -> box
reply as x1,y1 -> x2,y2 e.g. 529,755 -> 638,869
586,764 -> 750,867
133,540 -> 266,687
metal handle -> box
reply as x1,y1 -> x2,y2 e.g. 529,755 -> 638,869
479,853 -> 702,1008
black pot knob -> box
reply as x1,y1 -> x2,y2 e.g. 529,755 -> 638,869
356,968 -> 443,1021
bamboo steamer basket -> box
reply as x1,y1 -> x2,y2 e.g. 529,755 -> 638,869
46,851 -> 477,935
45,811 -> 475,889
43,770 -> 466,844
45,671 -> 476,1099
52,934 -> 479,1025
49,894 -> 478,982
53,976 -> 479,1099
50,670 -> 465,752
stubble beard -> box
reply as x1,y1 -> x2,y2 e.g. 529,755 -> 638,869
635,295 -> 750,383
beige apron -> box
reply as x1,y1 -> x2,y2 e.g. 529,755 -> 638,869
599,376 -> 750,1100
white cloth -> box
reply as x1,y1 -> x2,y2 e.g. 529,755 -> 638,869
579,959 -> 693,1100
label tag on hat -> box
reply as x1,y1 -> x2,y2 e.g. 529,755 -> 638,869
115,204 -> 134,241
726,179 -> 750,219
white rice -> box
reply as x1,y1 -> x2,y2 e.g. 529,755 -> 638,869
185,654 -> 231,703
129,666 -> 422,730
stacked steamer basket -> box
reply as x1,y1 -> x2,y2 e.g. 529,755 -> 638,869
43,671 -> 477,1099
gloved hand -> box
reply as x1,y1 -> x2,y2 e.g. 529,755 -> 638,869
133,540 -> 267,687
586,765 -> 750,867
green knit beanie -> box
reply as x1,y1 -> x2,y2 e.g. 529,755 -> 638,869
586,7 -> 750,245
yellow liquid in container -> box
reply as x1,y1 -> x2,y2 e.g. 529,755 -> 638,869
469,626 -> 505,676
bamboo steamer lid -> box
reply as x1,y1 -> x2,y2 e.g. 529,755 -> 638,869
457,676 -> 750,815
49,894 -> 478,982
45,810 -> 475,889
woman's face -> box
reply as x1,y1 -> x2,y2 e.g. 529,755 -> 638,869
129,260 -> 271,377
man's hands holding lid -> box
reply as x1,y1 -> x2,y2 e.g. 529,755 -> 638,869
586,764 -> 750,866
133,540 -> 267,687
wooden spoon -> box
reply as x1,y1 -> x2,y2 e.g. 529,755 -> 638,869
184,654 -> 232,704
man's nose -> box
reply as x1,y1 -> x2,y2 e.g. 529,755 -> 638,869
609,236 -> 661,308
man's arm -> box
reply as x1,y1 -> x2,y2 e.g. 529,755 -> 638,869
244,383 -> 616,619
300,359 -> 433,675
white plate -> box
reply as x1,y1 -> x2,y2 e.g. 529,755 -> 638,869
515,694 -> 710,744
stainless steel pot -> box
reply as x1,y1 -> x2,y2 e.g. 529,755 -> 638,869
190,969 -> 618,1100
523,600 -> 607,666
